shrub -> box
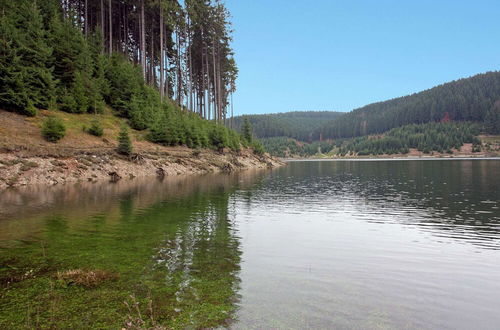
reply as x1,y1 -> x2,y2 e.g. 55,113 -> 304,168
87,119 -> 104,137
42,116 -> 66,142
251,140 -> 265,156
117,124 -> 132,155
209,125 -> 229,151
241,117 -> 253,143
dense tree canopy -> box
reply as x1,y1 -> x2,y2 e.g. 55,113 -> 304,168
233,111 -> 344,141
314,72 -> 500,140
0,0 -> 250,152
337,122 -> 482,156
0,0 -> 237,122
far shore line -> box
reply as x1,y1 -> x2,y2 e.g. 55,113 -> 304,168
282,156 -> 500,162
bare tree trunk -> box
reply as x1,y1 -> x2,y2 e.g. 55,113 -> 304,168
212,38 -> 217,122
176,28 -> 182,107
159,2 -> 164,101
150,26 -> 155,86
165,51 -> 169,99
84,0 -> 88,36
205,41 -> 211,120
141,0 -> 146,80
108,0 -> 112,54
188,19 -> 193,112
100,0 -> 104,52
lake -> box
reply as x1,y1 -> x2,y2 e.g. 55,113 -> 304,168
1,159 -> 499,329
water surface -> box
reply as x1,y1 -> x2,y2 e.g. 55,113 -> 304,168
0,160 -> 499,329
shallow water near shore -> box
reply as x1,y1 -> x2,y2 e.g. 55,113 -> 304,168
1,160 -> 499,329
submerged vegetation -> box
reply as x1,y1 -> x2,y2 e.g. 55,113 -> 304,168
0,182 -> 243,329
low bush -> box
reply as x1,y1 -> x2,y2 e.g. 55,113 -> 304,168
42,116 -> 66,142
86,119 -> 104,137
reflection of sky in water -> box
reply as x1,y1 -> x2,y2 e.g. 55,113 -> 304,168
0,160 -> 499,329
233,160 -> 500,330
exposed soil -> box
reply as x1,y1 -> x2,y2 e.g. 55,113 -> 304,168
0,110 -> 283,189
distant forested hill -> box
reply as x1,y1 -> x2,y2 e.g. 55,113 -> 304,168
314,72 -> 500,140
232,111 -> 344,141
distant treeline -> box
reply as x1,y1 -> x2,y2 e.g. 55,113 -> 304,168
336,122 -> 482,156
314,72 -> 500,139
261,137 -> 335,158
263,122 -> 484,157
233,111 -> 344,142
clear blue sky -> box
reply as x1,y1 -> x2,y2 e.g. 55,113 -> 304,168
225,0 -> 500,116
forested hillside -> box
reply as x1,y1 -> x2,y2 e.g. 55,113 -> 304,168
314,72 -> 500,139
233,111 -> 343,141
336,122 -> 483,156
0,0 -> 265,152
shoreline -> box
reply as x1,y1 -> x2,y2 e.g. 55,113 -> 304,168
282,155 -> 500,162
0,148 -> 284,190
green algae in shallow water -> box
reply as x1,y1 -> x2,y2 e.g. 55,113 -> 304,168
0,173 -> 257,329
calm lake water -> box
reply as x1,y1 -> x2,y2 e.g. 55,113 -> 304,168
1,159 -> 499,329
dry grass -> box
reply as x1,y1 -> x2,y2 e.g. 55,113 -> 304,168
55,269 -> 119,288
123,295 -> 166,330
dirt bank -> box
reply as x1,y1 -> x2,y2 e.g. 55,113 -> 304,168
0,147 -> 283,190
0,110 -> 284,189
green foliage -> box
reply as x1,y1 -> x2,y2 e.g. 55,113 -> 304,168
233,111 -> 344,141
49,8 -> 104,114
105,54 -> 146,119
0,0 -> 245,153
86,119 -> 104,137
227,129 -> 241,152
117,124 -> 132,155
251,140 -> 265,156
263,122 -> 484,157
338,122 -> 482,156
0,0 -> 55,116
316,72 -> 500,139
209,125 -> 230,151
262,137 -> 335,157
42,116 -> 65,142
484,101 -> 500,134
241,117 -> 253,143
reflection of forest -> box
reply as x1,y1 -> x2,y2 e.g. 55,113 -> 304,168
260,160 -> 500,249
0,169 -> 267,328
0,169 -> 268,244
150,192 -> 242,326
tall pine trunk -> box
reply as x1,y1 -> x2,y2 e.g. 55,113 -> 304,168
84,0 -> 88,36
159,3 -> 164,101
100,0 -> 104,52
108,0 -> 112,54
141,0 -> 146,80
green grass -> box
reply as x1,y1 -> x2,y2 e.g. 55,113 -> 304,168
0,191 -> 241,329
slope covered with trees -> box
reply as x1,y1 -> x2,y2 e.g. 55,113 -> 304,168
315,72 -> 500,139
233,111 -> 344,141
336,122 -> 483,156
0,0 -> 247,151
261,137 -> 336,158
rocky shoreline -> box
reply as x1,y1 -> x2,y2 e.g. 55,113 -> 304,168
0,147 -> 284,190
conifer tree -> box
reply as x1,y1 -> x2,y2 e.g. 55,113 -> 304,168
485,101 -> 500,134
0,0 -> 55,115
117,124 -> 133,155
242,117 -> 253,143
